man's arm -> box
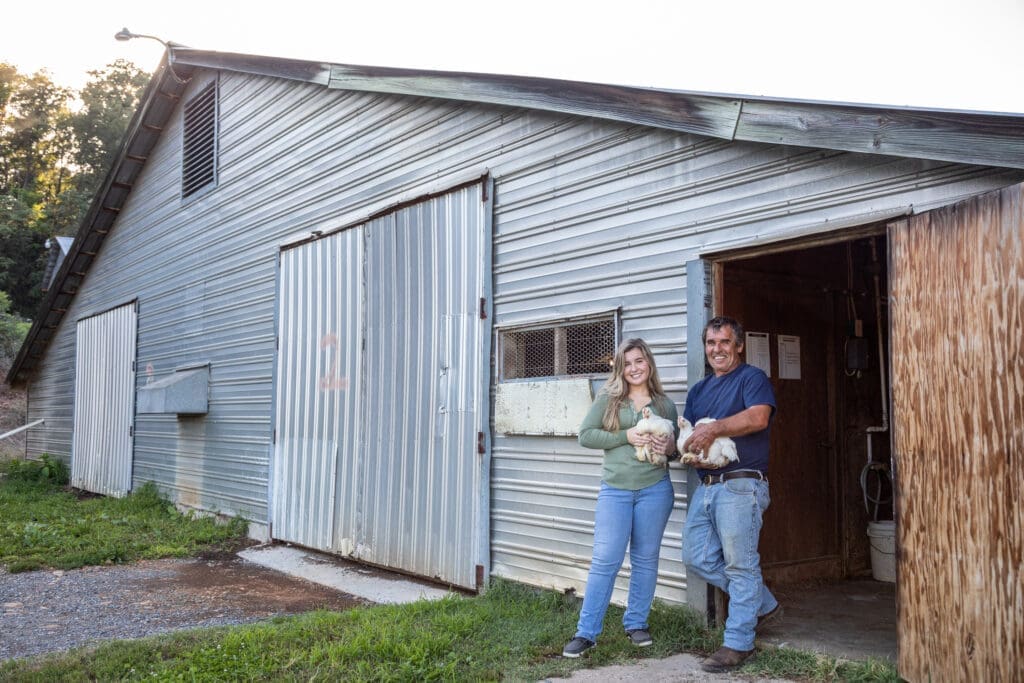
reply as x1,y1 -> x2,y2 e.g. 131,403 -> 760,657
682,404 -> 771,454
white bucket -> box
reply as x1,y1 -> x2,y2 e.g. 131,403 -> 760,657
867,520 -> 896,582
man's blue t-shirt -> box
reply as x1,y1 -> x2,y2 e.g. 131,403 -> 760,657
683,363 -> 776,478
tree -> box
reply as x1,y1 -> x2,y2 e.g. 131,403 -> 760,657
0,290 -> 29,372
0,61 -> 149,319
72,60 -> 150,199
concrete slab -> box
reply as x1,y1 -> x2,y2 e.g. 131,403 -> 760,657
542,652 -> 794,682
238,544 -> 454,604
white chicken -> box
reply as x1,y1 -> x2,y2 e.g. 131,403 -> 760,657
676,417 -> 739,468
634,406 -> 675,466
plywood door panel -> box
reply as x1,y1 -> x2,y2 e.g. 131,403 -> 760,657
889,182 -> 1023,681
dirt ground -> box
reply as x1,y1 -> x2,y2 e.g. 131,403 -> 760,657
1,543 -> 371,662
140,544 -> 372,614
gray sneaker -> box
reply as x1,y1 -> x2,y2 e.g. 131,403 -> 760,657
626,628 -> 653,647
562,637 -> 596,658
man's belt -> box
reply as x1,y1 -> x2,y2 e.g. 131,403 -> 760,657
702,470 -> 767,486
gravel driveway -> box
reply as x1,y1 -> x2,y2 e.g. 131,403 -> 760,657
0,549 -> 368,663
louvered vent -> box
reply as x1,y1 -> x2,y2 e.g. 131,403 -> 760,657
182,81 -> 217,198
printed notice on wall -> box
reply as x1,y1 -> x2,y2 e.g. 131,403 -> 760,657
745,332 -> 771,377
778,334 -> 801,380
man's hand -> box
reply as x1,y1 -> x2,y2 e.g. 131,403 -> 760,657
649,433 -> 675,457
683,420 -> 719,456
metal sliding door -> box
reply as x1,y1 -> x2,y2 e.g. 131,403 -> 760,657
272,228 -> 364,551
359,184 -> 490,588
271,181 -> 491,589
71,303 -> 138,497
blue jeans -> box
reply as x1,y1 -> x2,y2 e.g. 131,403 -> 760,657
574,475 -> 675,641
682,476 -> 777,651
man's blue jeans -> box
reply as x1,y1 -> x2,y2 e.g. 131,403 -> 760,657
682,476 -> 778,652
574,475 -> 674,641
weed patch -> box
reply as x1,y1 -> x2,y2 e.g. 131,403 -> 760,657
0,463 -> 248,573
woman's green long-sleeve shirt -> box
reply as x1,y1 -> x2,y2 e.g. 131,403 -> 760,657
578,393 -> 679,490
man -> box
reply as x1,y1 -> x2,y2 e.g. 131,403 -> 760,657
680,316 -> 781,673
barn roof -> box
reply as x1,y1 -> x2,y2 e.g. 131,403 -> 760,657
7,47 -> 1024,384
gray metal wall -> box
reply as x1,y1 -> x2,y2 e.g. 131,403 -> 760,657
23,67 -> 1024,601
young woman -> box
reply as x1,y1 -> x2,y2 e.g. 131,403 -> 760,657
562,338 -> 678,657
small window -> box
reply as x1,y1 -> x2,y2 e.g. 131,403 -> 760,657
500,315 -> 617,380
182,80 -> 218,198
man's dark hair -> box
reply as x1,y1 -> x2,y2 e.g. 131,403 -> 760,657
703,316 -> 745,345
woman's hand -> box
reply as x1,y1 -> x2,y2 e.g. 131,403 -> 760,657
626,427 -> 651,448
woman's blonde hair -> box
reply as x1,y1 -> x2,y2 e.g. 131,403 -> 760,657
599,338 -> 669,431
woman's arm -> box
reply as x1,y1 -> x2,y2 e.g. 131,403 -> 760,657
578,396 -> 630,450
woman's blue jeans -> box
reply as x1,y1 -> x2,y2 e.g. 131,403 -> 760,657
574,475 -> 674,641
682,477 -> 778,651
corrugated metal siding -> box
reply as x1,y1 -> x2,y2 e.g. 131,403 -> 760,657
70,304 -> 137,497
487,132 -> 1024,606
20,68 -> 1023,595
359,185 -> 488,588
272,228 -> 364,550
271,185 -> 488,588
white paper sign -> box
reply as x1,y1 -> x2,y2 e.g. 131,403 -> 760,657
745,332 -> 771,377
778,335 -> 801,380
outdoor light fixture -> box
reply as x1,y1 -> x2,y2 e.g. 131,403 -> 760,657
114,27 -> 190,84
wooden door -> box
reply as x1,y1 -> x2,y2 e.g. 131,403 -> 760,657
724,267 -> 839,581
889,183 -> 1023,681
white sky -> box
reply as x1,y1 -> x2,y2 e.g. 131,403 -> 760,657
3,0 -> 1023,114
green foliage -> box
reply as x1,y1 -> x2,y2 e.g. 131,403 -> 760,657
72,60 -> 149,193
0,61 -> 149,320
0,453 -> 67,484
0,474 -> 247,573
0,290 -> 29,370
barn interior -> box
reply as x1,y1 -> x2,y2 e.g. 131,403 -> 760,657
718,229 -> 897,661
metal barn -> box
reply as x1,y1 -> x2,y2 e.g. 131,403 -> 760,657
7,48 -> 1023,681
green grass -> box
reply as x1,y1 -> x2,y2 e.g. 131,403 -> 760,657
0,457 -> 248,573
0,459 -> 902,681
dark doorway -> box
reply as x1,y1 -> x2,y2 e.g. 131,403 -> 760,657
717,231 -> 896,659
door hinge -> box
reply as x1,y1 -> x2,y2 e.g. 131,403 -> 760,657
129,425 -> 134,438
272,428 -> 276,445
477,431 -> 485,455
479,297 -> 487,319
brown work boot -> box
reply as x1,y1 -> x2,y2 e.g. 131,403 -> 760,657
701,645 -> 755,672
756,603 -> 783,632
